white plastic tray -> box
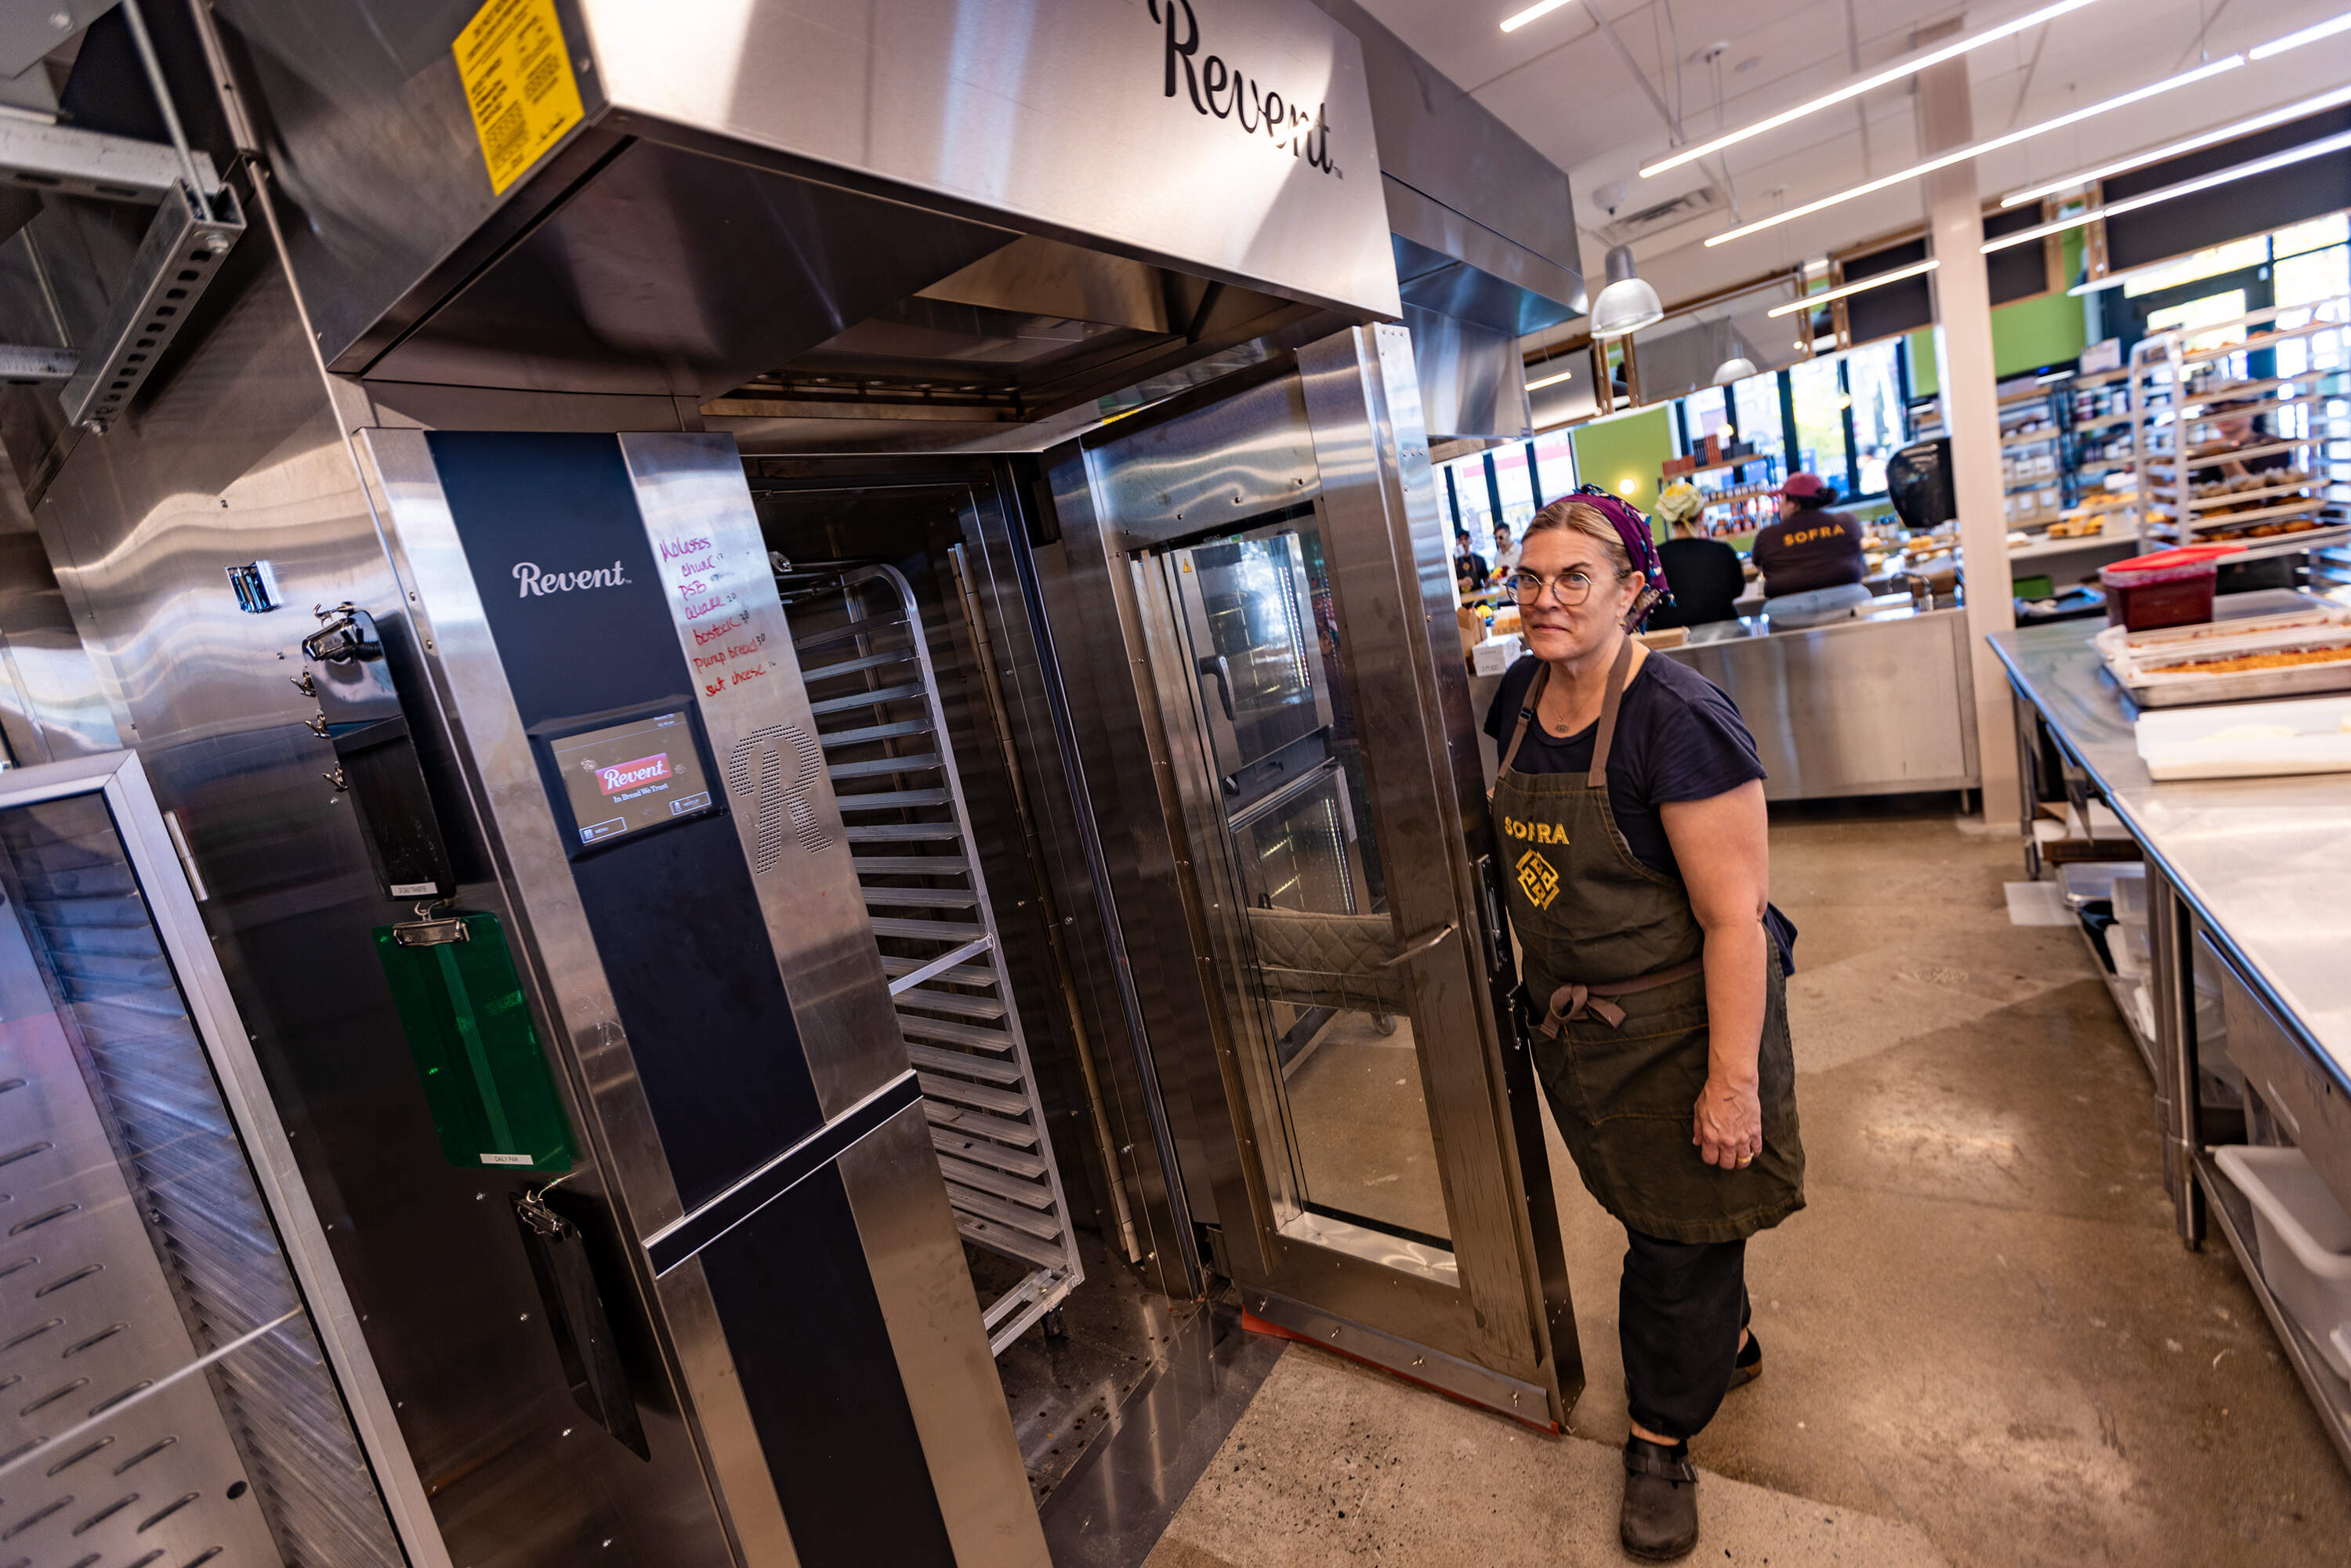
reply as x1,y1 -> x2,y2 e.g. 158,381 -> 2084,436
2214,1145 -> 2351,1382
2135,693 -> 2351,780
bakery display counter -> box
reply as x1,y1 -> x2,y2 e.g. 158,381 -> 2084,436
1989,590 -> 2351,1475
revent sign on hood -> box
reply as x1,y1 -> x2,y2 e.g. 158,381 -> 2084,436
1149,0 -> 1341,178
578,0 -> 1398,320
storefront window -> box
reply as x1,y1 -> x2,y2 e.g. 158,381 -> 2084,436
2146,289 -> 2249,354
1532,428 -> 1578,502
1444,453 -> 1494,544
2124,237 -> 2269,298
2272,214 -> 2349,262
1491,441 -> 1538,534
1787,357 -> 1849,489
1845,341 -> 1905,498
2277,244 -> 2351,317
1728,372 -> 1785,470
1681,386 -> 1730,450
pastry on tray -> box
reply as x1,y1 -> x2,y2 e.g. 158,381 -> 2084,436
2160,645 -> 2351,675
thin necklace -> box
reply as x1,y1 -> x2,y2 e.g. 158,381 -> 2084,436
1537,673 -> 1589,737
1538,640 -> 1625,736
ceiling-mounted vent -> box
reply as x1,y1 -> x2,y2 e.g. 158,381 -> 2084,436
1594,185 -> 1725,248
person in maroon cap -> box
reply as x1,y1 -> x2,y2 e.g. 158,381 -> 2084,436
1748,473 -> 1869,621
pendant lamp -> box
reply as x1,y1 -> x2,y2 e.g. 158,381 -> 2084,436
1708,314 -> 1756,385
1589,244 -> 1664,338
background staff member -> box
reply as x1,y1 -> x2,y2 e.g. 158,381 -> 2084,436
1483,490 -> 1805,1563
1749,473 -> 1869,626
1455,525 -> 1491,595
1648,481 -> 1744,630
1492,520 -> 1521,574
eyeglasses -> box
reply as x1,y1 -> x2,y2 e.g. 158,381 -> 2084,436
1509,567 -> 1623,606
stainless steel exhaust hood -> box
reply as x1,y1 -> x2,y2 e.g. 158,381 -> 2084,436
212,0 -> 1400,425
1312,0 -> 1585,440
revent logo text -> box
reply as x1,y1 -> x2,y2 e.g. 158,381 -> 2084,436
1148,0 -> 1341,178
597,754 -> 670,796
513,559 -> 629,597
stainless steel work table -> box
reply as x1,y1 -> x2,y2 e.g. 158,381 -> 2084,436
1988,590 -> 2351,1472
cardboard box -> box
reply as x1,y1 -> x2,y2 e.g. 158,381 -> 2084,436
1470,633 -> 1525,676
1662,454 -> 1697,478
1458,605 -> 1485,657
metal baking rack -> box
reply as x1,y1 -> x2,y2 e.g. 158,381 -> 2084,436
778,562 -> 1081,1354
2129,293 -> 2351,562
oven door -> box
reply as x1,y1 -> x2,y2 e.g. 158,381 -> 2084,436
1098,329 -> 1579,1427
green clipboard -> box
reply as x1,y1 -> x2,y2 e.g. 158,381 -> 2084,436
375,911 -> 576,1174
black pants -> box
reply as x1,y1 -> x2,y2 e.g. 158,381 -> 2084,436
1620,1229 -> 1749,1442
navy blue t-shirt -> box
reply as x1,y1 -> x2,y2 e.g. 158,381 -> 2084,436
1483,652 -> 1797,971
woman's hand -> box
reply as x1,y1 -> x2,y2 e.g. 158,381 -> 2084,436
1694,1074 -> 1762,1171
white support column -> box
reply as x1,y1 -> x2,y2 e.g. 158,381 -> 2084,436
1917,50 -> 2021,827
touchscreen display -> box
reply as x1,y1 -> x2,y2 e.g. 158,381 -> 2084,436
549,712 -> 716,846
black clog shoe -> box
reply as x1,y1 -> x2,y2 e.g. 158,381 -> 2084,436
1620,1435 -> 1699,1562
1726,1330 -> 1762,1393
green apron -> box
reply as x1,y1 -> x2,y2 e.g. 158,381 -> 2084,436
1493,639 -> 1803,1245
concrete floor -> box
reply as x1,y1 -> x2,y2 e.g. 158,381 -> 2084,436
1145,807 -> 2351,1566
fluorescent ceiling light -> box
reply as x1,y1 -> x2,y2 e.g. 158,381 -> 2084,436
2001,81 -> 2351,207
1704,55 -> 2243,248
2252,9 -> 2351,59
1764,259 -> 1940,317
1640,0 -> 2102,179
1500,0 -> 1574,32
1527,367 -> 1575,390
1987,126 -> 2351,257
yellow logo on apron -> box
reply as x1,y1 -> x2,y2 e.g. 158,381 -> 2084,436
1516,848 -> 1562,909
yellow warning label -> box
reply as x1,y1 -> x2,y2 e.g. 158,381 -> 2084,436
454,0 -> 583,195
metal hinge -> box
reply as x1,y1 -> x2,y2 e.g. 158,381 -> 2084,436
161,808 -> 208,903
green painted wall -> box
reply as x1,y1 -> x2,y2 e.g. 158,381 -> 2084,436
1991,289 -> 2088,375
1906,230 -> 2089,393
1909,327 -> 1940,396
1569,407 -> 1675,516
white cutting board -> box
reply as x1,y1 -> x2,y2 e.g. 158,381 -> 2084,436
2136,694 -> 2351,780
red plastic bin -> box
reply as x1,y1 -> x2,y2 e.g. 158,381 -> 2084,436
2099,544 -> 2244,632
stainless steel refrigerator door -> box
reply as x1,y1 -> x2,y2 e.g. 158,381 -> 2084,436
0,751 -> 444,1568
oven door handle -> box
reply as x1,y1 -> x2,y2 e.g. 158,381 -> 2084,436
1195,654 -> 1236,721
1382,921 -> 1458,969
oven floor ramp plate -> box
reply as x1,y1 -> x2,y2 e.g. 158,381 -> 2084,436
782,563 -> 1081,1353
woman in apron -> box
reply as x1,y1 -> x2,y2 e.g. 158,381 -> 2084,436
1483,490 -> 1804,1562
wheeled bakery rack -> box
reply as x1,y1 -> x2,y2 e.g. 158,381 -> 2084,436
2130,292 -> 2351,561
778,561 -> 1082,1355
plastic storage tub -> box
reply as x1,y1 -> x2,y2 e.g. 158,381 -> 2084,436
2111,867 -> 2149,925
2213,1145 -> 2351,1380
2110,920 -> 2151,979
2100,545 -> 2244,632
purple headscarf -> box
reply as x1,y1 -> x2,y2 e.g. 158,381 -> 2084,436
1571,484 -> 1673,627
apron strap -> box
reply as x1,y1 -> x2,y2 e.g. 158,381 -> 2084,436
1500,636 -> 1635,784
1586,635 -> 1636,788
1537,957 -> 1704,1037
1498,663 -> 1548,777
